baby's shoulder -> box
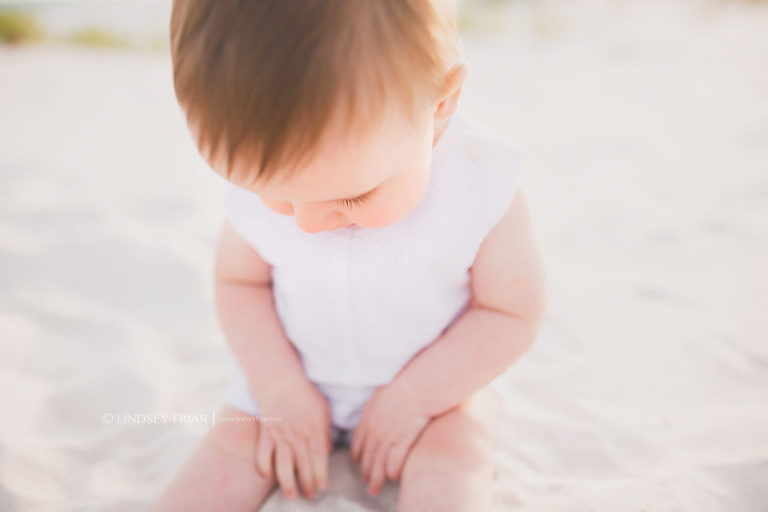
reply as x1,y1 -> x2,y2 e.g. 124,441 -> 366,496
439,116 -> 523,237
438,116 -> 521,193
445,116 -> 521,162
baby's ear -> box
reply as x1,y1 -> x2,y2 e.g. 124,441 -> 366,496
434,62 -> 468,121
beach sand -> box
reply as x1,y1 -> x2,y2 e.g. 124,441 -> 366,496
1,1 -> 767,510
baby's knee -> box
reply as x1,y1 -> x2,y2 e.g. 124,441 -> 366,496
404,412 -> 496,478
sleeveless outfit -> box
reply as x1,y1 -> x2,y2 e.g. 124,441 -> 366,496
221,115 -> 521,444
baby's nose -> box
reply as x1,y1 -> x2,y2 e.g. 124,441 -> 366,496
292,204 -> 342,234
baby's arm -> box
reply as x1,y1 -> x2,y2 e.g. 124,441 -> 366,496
350,187 -> 546,489
214,220 -> 331,499
214,220 -> 307,393
394,187 -> 546,417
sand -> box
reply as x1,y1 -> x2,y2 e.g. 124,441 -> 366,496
0,1 -> 766,510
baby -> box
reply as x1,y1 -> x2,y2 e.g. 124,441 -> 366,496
156,1 -> 545,510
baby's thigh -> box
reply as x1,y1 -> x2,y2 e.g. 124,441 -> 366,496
154,406 -> 276,511
206,406 -> 265,460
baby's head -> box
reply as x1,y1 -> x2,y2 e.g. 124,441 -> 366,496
171,0 -> 465,232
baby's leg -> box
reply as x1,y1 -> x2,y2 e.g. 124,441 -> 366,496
397,387 -> 501,512
154,406 -> 276,512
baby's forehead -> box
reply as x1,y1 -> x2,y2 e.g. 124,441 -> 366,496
235,113 -> 422,203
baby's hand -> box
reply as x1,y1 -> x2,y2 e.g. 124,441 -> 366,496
350,378 -> 430,496
254,377 -> 332,500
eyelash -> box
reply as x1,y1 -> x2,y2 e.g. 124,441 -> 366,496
338,194 -> 371,209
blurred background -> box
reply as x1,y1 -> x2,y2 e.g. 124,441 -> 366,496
0,0 -> 766,511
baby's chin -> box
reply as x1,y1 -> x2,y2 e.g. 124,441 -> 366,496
331,221 -> 357,230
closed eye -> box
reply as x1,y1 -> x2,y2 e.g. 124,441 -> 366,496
337,191 -> 373,209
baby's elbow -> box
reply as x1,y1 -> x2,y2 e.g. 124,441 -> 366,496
512,268 -> 547,348
508,252 -> 548,333
528,269 -> 548,329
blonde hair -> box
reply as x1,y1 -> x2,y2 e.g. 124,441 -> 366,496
170,0 -> 459,184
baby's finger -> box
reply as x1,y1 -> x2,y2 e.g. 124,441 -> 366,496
385,442 -> 409,481
255,431 -> 274,479
310,435 -> 329,491
292,436 -> 316,498
367,442 -> 388,495
361,437 -> 377,482
275,441 -> 298,500
350,423 -> 366,464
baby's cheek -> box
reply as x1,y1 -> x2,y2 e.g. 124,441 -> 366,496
259,196 -> 293,215
360,180 -> 429,228
362,205 -> 403,228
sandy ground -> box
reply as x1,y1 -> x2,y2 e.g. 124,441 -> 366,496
1,1 -> 767,510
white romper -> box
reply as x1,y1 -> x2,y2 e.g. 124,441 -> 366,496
221,115 -> 521,444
